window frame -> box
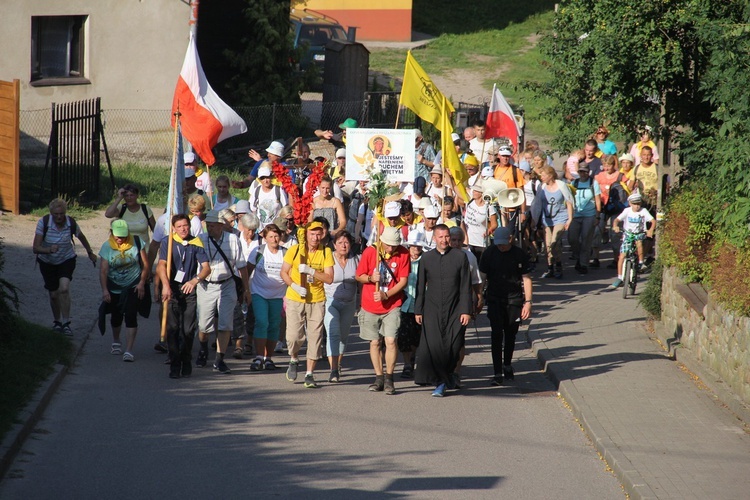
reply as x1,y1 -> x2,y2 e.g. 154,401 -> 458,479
30,15 -> 90,87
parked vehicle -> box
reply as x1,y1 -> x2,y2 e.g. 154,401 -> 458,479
290,9 -> 351,70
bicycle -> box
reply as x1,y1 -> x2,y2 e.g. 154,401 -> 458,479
620,231 -> 642,298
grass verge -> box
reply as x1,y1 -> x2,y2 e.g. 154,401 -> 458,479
0,316 -> 72,442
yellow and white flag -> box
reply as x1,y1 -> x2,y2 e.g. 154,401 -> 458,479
399,51 -> 455,129
440,96 -> 469,203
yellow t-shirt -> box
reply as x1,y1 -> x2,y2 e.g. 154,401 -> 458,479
630,163 -> 659,193
283,244 -> 334,303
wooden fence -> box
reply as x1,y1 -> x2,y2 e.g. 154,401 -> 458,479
0,79 -> 20,215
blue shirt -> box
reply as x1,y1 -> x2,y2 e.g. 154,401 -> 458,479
572,178 -> 601,218
159,238 -> 208,285
541,187 -> 568,226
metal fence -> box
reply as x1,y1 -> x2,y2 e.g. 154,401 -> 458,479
19,92 -> 451,167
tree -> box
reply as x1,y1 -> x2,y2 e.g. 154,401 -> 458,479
222,0 -> 311,106
537,0 -> 743,153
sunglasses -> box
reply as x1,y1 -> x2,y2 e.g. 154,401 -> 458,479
258,176 -> 270,180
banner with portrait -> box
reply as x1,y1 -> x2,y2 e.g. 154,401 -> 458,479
345,128 -> 416,182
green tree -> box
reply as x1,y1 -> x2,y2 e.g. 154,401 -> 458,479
538,0 -> 743,153
222,0 -> 310,105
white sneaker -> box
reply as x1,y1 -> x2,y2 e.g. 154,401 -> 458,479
122,352 -> 134,362
274,341 -> 285,353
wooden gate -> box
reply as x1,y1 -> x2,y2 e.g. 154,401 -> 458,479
42,97 -> 113,203
0,79 -> 20,215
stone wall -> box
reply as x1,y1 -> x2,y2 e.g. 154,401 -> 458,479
660,267 -> 750,405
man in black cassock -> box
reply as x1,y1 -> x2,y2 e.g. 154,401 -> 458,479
414,224 -> 472,397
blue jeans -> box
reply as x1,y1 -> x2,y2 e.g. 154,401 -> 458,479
251,294 -> 283,341
324,297 -> 357,357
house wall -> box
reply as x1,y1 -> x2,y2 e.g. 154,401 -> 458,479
0,0 -> 190,111
301,0 -> 413,42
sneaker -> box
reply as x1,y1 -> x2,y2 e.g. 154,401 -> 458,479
541,268 -> 554,279
303,374 -> 319,389
638,262 -> 647,272
368,376 -> 384,392
590,258 -> 600,268
153,342 -> 168,353
181,361 -> 192,378
52,321 -> 63,334
169,368 -> 181,379
503,366 -> 515,381
250,357 -> 263,372
61,322 -> 73,336
213,360 -> 231,374
286,360 -> 299,381
609,279 -> 623,289
384,376 -> 395,395
111,343 -> 122,355
195,349 -> 208,367
491,375 -> 504,386
244,343 -> 254,356
232,347 -> 244,360
122,352 -> 135,362
274,341 -> 285,354
431,383 -> 447,397
401,364 -> 414,379
328,369 -> 340,383
264,359 -> 277,371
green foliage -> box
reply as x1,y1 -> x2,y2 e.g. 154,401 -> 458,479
0,239 -> 20,338
537,0 -> 745,153
639,258 -> 663,319
0,315 -> 72,441
412,0 -> 556,35
223,1 -> 311,105
660,179 -> 717,283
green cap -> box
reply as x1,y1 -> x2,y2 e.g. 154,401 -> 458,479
111,219 -> 129,237
339,118 -> 358,129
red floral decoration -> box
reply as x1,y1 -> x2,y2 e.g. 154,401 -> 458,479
271,159 -> 327,226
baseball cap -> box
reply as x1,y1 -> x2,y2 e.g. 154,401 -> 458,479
336,148 -> 346,159
307,221 -> 326,232
384,201 -> 401,218
204,210 -> 221,223
111,219 -> 129,237
451,132 -> 461,143
184,152 -> 196,164
497,145 -> 513,156
257,165 -> 272,178
577,163 -> 590,172
405,231 -> 427,248
493,226 -> 513,245
339,118 -> 358,129
481,166 -> 494,178
627,193 -> 643,204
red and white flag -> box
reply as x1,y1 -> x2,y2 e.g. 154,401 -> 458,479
171,32 -> 247,166
485,84 -> 521,154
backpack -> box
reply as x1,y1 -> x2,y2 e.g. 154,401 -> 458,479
253,243 -> 287,266
42,214 -> 78,242
346,191 -> 367,234
253,185 -> 282,212
119,203 -> 155,231
604,173 -> 630,215
572,177 -> 597,196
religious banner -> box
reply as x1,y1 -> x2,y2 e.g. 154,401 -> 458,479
346,128 -> 416,182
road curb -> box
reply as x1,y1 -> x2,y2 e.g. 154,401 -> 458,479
528,326 -> 658,500
0,323 -> 92,482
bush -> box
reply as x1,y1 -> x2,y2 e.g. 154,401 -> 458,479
709,243 -> 750,316
639,258 -> 663,319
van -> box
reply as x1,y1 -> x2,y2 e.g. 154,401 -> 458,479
290,9 -> 352,70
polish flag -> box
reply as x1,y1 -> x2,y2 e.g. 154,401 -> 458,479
171,32 -> 247,166
485,84 -> 521,155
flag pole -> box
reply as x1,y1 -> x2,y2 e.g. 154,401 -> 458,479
161,111 -> 182,342
479,84 -> 496,169
189,0 -> 200,38
395,50 -> 411,129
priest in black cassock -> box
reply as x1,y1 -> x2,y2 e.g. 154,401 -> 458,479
414,224 -> 472,397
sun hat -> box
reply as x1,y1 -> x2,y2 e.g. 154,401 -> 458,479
414,129 -> 423,138
183,152 -> 197,164
405,231 -> 427,248
493,226 -> 513,245
519,160 -> 532,173
463,154 -> 479,167
234,200 -> 250,214
619,153 -> 635,163
429,166 -> 443,176
423,206 -> 439,219
471,181 -> 485,193
380,226 -> 402,246
339,118 -> 358,129
266,141 -> 285,157
111,219 -> 129,237
336,148 -> 346,159
384,201 -> 401,218
204,210 -> 221,223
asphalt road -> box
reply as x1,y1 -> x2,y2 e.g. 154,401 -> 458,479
1,313 -> 624,499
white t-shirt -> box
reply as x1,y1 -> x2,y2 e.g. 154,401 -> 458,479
469,138 -> 494,164
196,171 -> 212,195
413,223 -> 436,250
240,233 -> 260,261
249,185 -> 288,228
462,248 -> 482,285
190,215 -> 204,237
524,179 -> 541,208
248,245 -> 287,299
425,183 -> 455,202
617,207 -> 654,233
358,203 -> 375,241
463,200 -> 497,247
152,213 -> 169,244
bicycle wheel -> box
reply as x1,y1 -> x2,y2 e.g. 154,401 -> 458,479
630,262 -> 638,295
622,259 -> 632,299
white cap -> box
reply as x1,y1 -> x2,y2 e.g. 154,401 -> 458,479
417,197 -> 432,210
414,129 -> 423,138
384,201 -> 401,218
451,132 -> 461,143
257,165 -> 272,178
423,206 -> 439,219
184,152 -> 196,164
380,226 -> 402,246
266,141 -> 285,157
336,148 -> 346,159
481,166 -> 494,178
234,200 -> 250,214
497,145 -> 513,156
405,231 -> 427,248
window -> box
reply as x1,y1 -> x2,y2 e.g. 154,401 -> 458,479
31,15 -> 88,86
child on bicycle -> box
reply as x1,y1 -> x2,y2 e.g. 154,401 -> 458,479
609,193 -> 655,288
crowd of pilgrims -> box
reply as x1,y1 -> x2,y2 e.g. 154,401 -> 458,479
34,118 -> 659,396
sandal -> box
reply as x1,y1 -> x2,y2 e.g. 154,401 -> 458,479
111,343 -> 122,355
232,347 -> 243,360
122,352 -> 135,362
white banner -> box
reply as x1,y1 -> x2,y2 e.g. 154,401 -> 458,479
346,128 -> 416,182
